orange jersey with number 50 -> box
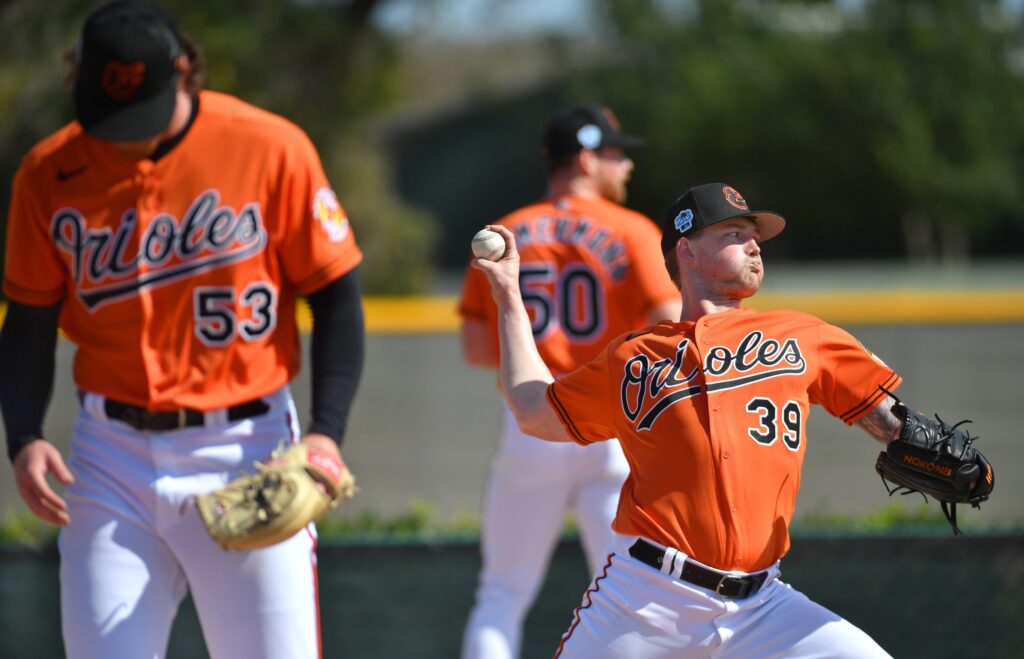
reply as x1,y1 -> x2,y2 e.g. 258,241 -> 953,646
459,195 -> 678,375
3,91 -> 362,410
547,307 -> 902,572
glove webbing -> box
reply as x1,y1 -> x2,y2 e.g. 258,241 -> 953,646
877,385 -> 979,536
876,474 -> 965,536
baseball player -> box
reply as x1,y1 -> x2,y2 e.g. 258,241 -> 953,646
469,182 -> 993,658
458,105 -> 680,659
0,2 -> 364,658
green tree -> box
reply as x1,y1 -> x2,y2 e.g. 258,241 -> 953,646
581,0 -> 1024,262
852,0 -> 1024,261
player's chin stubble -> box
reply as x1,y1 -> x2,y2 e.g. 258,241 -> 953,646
723,265 -> 763,299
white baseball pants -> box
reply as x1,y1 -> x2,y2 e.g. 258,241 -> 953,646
461,403 -> 629,659
58,387 -> 322,659
554,533 -> 893,658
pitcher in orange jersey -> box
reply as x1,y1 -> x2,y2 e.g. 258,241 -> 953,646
467,181 -> 961,657
0,2 -> 364,658
458,105 -> 679,659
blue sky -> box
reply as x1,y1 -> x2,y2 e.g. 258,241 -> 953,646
373,0 -> 1024,39
373,0 -> 598,38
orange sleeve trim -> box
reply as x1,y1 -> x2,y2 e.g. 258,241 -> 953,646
2,280 -> 65,307
546,384 -> 592,445
293,251 -> 363,296
840,371 -> 902,425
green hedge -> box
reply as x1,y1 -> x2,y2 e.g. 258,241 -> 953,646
3,532 -> 1023,658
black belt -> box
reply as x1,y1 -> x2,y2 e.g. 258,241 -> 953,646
628,539 -> 771,599
103,398 -> 269,432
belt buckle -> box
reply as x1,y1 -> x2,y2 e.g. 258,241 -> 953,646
717,572 -> 765,599
177,408 -> 188,429
715,574 -> 735,596
715,573 -> 752,598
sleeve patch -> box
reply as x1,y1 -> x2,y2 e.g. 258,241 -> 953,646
313,187 -> 350,243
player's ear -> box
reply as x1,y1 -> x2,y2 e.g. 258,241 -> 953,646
675,237 -> 698,264
576,149 -> 598,176
173,53 -> 190,78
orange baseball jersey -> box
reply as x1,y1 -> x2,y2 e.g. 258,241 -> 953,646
547,307 -> 902,572
459,195 -> 678,375
3,90 -> 362,410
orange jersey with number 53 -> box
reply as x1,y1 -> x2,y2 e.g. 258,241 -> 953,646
3,91 -> 362,411
547,307 -> 902,572
459,195 -> 678,376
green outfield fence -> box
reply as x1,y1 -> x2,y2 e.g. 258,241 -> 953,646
1,532 -> 1021,658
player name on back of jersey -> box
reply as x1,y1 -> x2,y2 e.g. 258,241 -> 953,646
51,190 -> 267,311
513,214 -> 629,280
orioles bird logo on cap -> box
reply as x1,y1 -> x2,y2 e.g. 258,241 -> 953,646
722,185 -> 749,211
601,107 -> 622,130
101,61 -> 146,100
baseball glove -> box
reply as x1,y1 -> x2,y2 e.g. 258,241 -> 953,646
197,442 -> 357,551
875,393 -> 993,535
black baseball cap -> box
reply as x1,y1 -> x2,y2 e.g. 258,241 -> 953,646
660,182 -> 786,254
73,0 -> 184,141
542,104 -> 645,159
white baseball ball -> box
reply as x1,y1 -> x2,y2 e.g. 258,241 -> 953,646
472,228 -> 506,261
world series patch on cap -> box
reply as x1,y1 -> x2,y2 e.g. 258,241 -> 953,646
660,182 -> 786,255
542,105 -> 646,159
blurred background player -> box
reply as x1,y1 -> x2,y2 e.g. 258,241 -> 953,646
457,104 -> 680,659
0,1 -> 365,657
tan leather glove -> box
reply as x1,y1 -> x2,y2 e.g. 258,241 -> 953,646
197,442 -> 357,551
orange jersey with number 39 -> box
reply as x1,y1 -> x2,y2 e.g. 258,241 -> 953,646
459,195 -> 678,375
547,307 -> 902,572
3,90 -> 362,410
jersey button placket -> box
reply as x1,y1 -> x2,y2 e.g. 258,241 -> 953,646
134,161 -> 158,211
144,174 -> 161,211
698,317 -> 740,545
133,166 -> 160,400
697,320 -> 718,411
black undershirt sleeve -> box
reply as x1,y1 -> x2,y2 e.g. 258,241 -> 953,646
0,301 -> 61,462
305,268 -> 366,446
1,267 -> 365,457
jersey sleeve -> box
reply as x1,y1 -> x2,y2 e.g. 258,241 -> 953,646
626,217 -> 679,311
457,260 -> 492,322
273,129 -> 363,295
546,344 -> 617,445
809,322 -> 903,425
456,260 -> 500,364
2,164 -> 67,306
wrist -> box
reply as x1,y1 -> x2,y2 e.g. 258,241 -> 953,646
494,288 -> 523,311
301,433 -> 341,459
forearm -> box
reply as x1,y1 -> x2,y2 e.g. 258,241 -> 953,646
473,224 -> 570,441
493,291 -> 568,441
855,394 -> 902,447
0,302 -> 60,461
306,269 -> 366,445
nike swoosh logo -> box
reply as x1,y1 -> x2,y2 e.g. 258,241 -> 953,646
57,165 -> 88,182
